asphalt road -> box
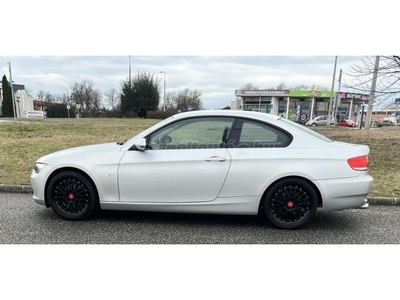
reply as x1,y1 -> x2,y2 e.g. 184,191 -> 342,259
1,193 -> 400,244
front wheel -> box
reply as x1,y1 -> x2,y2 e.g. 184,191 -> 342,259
263,178 -> 318,229
46,171 -> 97,220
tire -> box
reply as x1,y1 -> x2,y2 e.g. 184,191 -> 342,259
263,178 -> 318,229
311,123 -> 316,127
46,171 -> 97,220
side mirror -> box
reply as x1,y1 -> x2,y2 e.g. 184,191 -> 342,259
132,138 -> 147,151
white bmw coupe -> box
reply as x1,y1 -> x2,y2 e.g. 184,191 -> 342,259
31,110 -> 373,229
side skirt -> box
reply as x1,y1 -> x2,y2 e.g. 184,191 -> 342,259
100,196 -> 260,215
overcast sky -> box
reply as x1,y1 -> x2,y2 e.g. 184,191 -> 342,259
1,1 -> 397,110
0,56 -> 365,109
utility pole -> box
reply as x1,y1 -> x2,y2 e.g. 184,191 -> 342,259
334,69 -> 343,123
327,56 -> 337,125
365,56 -> 380,130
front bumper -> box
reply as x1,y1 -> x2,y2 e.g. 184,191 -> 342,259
30,165 -> 53,207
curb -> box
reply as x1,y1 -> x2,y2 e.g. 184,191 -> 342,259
0,184 -> 33,194
0,184 -> 399,206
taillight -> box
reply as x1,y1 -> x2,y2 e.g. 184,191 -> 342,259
347,155 -> 369,171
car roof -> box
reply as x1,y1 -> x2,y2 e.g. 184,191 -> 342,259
169,110 -> 281,121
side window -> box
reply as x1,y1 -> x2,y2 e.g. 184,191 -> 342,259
148,117 -> 234,150
237,120 -> 291,148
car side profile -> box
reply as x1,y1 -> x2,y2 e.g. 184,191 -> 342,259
305,115 -> 335,126
31,110 -> 373,229
338,119 -> 357,127
378,120 -> 396,127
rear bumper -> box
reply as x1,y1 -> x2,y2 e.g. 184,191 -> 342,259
314,175 -> 373,211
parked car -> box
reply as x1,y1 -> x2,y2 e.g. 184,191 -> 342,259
305,115 -> 336,126
378,120 -> 396,127
31,111 -> 373,229
338,119 -> 357,127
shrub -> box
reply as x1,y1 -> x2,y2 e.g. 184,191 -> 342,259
46,103 -> 76,118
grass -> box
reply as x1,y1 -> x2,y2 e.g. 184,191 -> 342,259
1,118 -> 399,197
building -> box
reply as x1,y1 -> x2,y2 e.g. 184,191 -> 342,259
233,89 -> 370,122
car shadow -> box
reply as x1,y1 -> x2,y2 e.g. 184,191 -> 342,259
91,208 -> 360,231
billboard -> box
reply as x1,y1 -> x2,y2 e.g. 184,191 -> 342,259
289,90 -> 337,98
339,92 -> 369,100
23,111 -> 46,118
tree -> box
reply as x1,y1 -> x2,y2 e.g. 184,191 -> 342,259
46,103 -> 76,118
164,89 -> 203,111
343,55 -> 400,107
1,75 -> 13,117
290,83 -> 329,90
25,87 -> 33,98
240,83 -> 259,90
105,88 -> 120,111
120,71 -> 160,117
37,90 -> 46,110
70,80 -> 102,117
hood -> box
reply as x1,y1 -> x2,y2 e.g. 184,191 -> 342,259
37,142 -> 123,163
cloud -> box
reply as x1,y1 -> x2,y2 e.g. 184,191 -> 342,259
1,56 -> 365,108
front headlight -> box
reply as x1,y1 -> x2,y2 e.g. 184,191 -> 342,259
34,163 -> 47,174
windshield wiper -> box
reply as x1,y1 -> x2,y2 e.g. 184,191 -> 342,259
117,139 -> 127,145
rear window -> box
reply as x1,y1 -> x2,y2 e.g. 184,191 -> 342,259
279,117 -> 333,142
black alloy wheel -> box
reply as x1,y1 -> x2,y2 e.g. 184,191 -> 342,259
264,178 -> 318,229
47,171 -> 97,220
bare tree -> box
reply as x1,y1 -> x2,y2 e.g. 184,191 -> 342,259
290,83 -> 329,90
25,87 -> 33,98
71,80 -> 102,117
164,89 -> 203,111
276,82 -> 288,90
343,55 -> 400,107
44,92 -> 55,103
105,88 -> 120,111
240,83 -> 259,90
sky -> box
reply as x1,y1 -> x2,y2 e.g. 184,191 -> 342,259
1,1 -> 397,110
0,55 -> 366,109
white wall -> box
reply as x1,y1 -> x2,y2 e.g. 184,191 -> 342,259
14,90 -> 34,118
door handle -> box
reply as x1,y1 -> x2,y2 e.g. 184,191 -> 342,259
205,156 -> 226,162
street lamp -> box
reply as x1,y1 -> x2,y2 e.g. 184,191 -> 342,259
129,55 -> 131,85
160,71 -> 166,111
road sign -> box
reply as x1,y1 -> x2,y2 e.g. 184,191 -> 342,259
66,105 -> 71,110
395,98 -> 400,105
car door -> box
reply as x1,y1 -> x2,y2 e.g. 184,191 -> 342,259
219,118 -> 292,198
316,116 -> 326,125
118,117 -> 234,203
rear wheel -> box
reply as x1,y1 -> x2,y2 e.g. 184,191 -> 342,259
263,178 -> 318,229
47,171 -> 97,220
311,123 -> 316,127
